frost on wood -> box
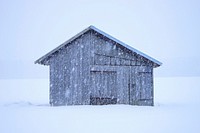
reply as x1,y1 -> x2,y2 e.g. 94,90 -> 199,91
36,27 -> 161,106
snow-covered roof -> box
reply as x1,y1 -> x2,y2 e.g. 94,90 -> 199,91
35,25 -> 162,67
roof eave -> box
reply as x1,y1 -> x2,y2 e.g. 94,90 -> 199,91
153,62 -> 162,68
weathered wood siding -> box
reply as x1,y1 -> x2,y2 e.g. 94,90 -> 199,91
49,32 -> 91,106
89,31 -> 154,105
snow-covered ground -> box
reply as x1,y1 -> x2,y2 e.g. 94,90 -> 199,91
0,77 -> 200,133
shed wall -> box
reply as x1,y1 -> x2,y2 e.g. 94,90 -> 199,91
49,32 -> 91,105
49,30 -> 154,106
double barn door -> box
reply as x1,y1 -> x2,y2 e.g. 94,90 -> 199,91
90,66 -> 138,105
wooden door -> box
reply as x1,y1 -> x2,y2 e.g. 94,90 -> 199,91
90,71 -> 117,105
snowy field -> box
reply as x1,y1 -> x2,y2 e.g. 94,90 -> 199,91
0,77 -> 200,133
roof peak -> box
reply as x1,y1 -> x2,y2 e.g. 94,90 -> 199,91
88,25 -> 95,28
35,25 -> 162,67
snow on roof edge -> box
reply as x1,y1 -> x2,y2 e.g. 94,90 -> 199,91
35,25 -> 162,67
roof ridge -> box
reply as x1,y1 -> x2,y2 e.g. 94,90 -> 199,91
35,25 -> 162,67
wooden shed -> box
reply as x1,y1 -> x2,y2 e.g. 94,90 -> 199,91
35,26 -> 162,106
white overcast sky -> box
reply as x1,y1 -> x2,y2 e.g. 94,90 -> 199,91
0,0 -> 200,78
